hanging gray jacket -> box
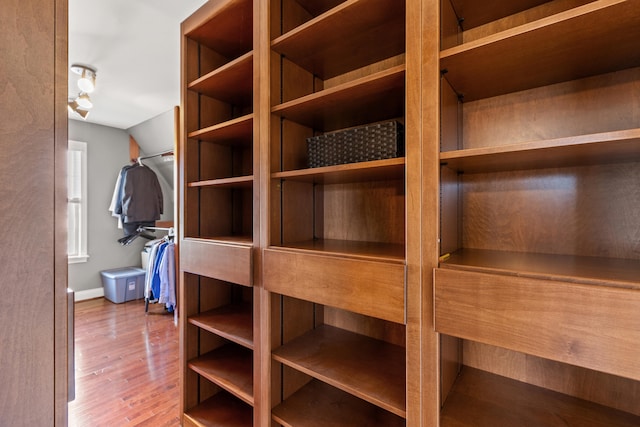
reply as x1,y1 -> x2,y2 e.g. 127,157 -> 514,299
121,164 -> 163,224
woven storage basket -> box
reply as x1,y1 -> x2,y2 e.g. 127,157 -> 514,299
307,121 -> 404,168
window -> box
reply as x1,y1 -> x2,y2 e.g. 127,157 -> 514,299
68,140 -> 89,263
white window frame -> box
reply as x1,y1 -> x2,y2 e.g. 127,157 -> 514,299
68,140 -> 89,264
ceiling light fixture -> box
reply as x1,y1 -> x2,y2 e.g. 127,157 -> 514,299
75,92 -> 93,109
71,64 -> 97,93
68,64 -> 97,120
68,99 -> 90,120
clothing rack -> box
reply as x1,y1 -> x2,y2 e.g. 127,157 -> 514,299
138,226 -> 174,235
118,226 -> 174,246
143,232 -> 177,322
137,150 -> 174,164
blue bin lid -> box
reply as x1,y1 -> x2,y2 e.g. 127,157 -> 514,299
100,267 -> 145,279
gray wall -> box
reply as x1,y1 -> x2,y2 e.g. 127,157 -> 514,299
128,108 -> 176,224
68,119 -> 146,293
128,108 -> 176,190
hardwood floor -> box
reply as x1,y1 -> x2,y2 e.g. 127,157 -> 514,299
68,298 -> 180,426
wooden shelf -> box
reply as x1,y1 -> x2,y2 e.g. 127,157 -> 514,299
270,239 -> 405,263
272,379 -> 405,427
440,1 -> 640,101
187,114 -> 253,145
273,157 -> 405,184
271,65 -> 405,132
441,128 -> 640,173
447,0 -> 552,30
187,175 -> 253,189
183,392 -> 252,427
271,0 -> 405,79
439,248 -> 640,289
441,368 -> 640,427
188,52 -> 253,105
183,0 -> 252,59
188,344 -> 254,405
188,303 -> 253,349
293,0 -> 344,17
272,325 -> 406,417
182,236 -> 253,246
194,235 -> 253,246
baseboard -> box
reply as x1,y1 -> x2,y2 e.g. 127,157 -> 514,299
74,287 -> 104,301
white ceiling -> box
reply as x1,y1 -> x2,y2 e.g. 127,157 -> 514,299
68,0 -> 208,130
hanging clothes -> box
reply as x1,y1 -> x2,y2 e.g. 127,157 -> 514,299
110,162 -> 163,241
144,239 -> 162,300
144,237 -> 176,313
158,242 -> 176,310
150,241 -> 168,301
111,164 -> 137,220
108,171 -> 124,229
121,163 -> 163,224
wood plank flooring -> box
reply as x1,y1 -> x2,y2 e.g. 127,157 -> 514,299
68,298 -> 180,426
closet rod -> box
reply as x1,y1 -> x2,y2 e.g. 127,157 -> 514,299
141,226 -> 173,231
138,149 -> 174,161
137,225 -> 175,237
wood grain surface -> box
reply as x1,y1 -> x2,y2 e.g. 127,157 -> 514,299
68,298 -> 180,426
0,0 -> 66,424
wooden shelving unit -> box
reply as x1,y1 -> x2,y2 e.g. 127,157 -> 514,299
263,0 -> 420,425
175,0 -> 640,425
179,0 -> 258,424
435,0 -> 640,425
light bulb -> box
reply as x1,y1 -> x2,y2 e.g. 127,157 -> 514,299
71,64 -> 97,93
76,93 -> 93,109
68,99 -> 90,120
77,69 -> 95,93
